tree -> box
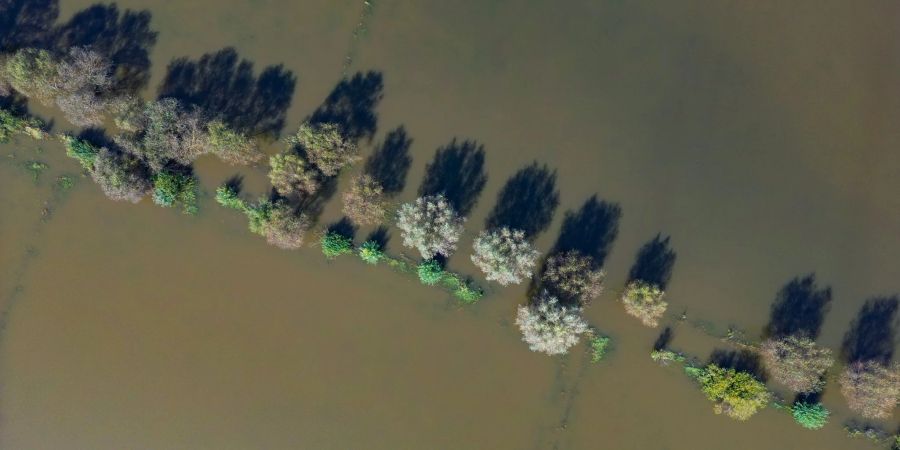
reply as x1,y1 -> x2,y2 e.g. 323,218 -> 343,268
89,147 -> 153,203
206,120 -> 261,165
1,48 -> 58,101
246,200 -> 310,250
759,335 -> 833,393
342,174 -> 386,225
215,184 -> 246,210
417,259 -> 444,285
321,231 -> 353,258
696,364 -> 771,421
838,361 -> 900,419
541,250 -> 604,304
116,98 -> 207,170
621,280 -> 668,328
53,47 -> 112,126
396,194 -> 465,259
358,240 -> 384,265
269,153 -> 319,196
515,291 -> 589,356
471,227 -> 539,286
152,170 -> 199,214
286,122 -> 359,176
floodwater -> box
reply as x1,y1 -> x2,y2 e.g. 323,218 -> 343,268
2,0 -> 899,449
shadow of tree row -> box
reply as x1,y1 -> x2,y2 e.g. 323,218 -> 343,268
842,296 -> 898,365
158,47 -> 296,136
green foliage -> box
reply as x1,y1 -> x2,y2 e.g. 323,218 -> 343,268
321,231 -> 354,258
2,48 -> 58,101
215,185 -> 246,210
590,336 -> 611,362
286,122 -> 359,176
244,200 -> 309,249
60,135 -> 99,170
358,240 -> 384,264
417,259 -> 444,285
684,366 -> 704,379
55,175 -> 75,191
0,107 -> 45,143
206,121 -> 260,165
246,200 -> 274,235
453,283 -> 483,303
651,349 -> 686,366
696,364 -> 771,420
23,160 -> 47,180
791,402 -> 829,430
152,171 -> 198,214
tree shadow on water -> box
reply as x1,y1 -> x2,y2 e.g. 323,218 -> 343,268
417,138 -> 487,216
53,3 -> 158,93
552,195 -> 621,267
627,234 -> 676,289
365,226 -> 390,248
841,296 -> 898,364
485,162 -> 559,239
327,217 -> 357,241
364,126 -> 411,195
309,70 -> 383,142
764,274 -> 832,340
158,47 -> 295,136
653,326 -> 673,351
0,0 -> 59,51
709,349 -> 768,382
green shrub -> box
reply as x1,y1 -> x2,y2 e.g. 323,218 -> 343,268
453,282 -> 483,303
791,402 -> 829,430
206,121 -> 261,165
696,364 -> 771,420
152,171 -> 198,214
321,231 -> 353,258
651,349 -> 686,366
2,48 -> 58,101
215,185 -> 246,210
0,108 -> 45,143
590,336 -> 611,362
358,240 -> 384,264
61,135 -> 99,170
245,200 -> 309,249
24,160 -> 47,180
417,259 -> 444,285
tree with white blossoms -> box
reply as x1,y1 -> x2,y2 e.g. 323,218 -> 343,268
515,291 -> 589,355
471,227 -> 539,286
396,194 -> 465,259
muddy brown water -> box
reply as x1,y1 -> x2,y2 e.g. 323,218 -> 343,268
1,0 -> 899,449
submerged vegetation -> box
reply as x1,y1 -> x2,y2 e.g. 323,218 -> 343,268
791,401 -> 829,430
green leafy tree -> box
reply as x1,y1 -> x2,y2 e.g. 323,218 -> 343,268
152,171 -> 199,214
417,259 -> 444,285
621,280 -> 668,328
321,231 -> 353,258
696,364 -> 771,420
2,48 -> 58,101
791,402 -> 829,430
285,122 -> 359,176
269,152 -> 319,196
215,184 -> 246,210
358,240 -> 384,264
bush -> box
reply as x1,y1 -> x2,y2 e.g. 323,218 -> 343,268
453,282 -> 483,303
515,291 -> 590,356
471,227 -> 539,286
2,48 -> 58,101
246,200 -> 310,250
651,349 -> 687,366
342,174 -> 386,225
759,335 -> 833,393
590,335 -> 611,362
358,240 -> 384,264
286,121 -> 359,176
0,108 -> 45,143
89,148 -> 153,203
152,171 -> 199,214
541,250 -> 604,304
396,195 -> 465,259
53,47 -> 112,126
621,280 -> 668,328
696,364 -> 771,420
206,121 -> 261,165
269,152 -> 319,196
321,231 -> 353,258
61,134 -> 100,170
417,259 -> 444,285
215,185 -> 246,210
791,402 -> 829,430
838,361 -> 900,419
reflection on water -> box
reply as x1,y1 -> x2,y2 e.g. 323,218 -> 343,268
1,0 -> 899,448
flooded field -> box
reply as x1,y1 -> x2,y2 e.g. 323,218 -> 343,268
1,0 -> 899,448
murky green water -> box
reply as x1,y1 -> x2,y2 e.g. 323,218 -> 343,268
1,1 -> 899,448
